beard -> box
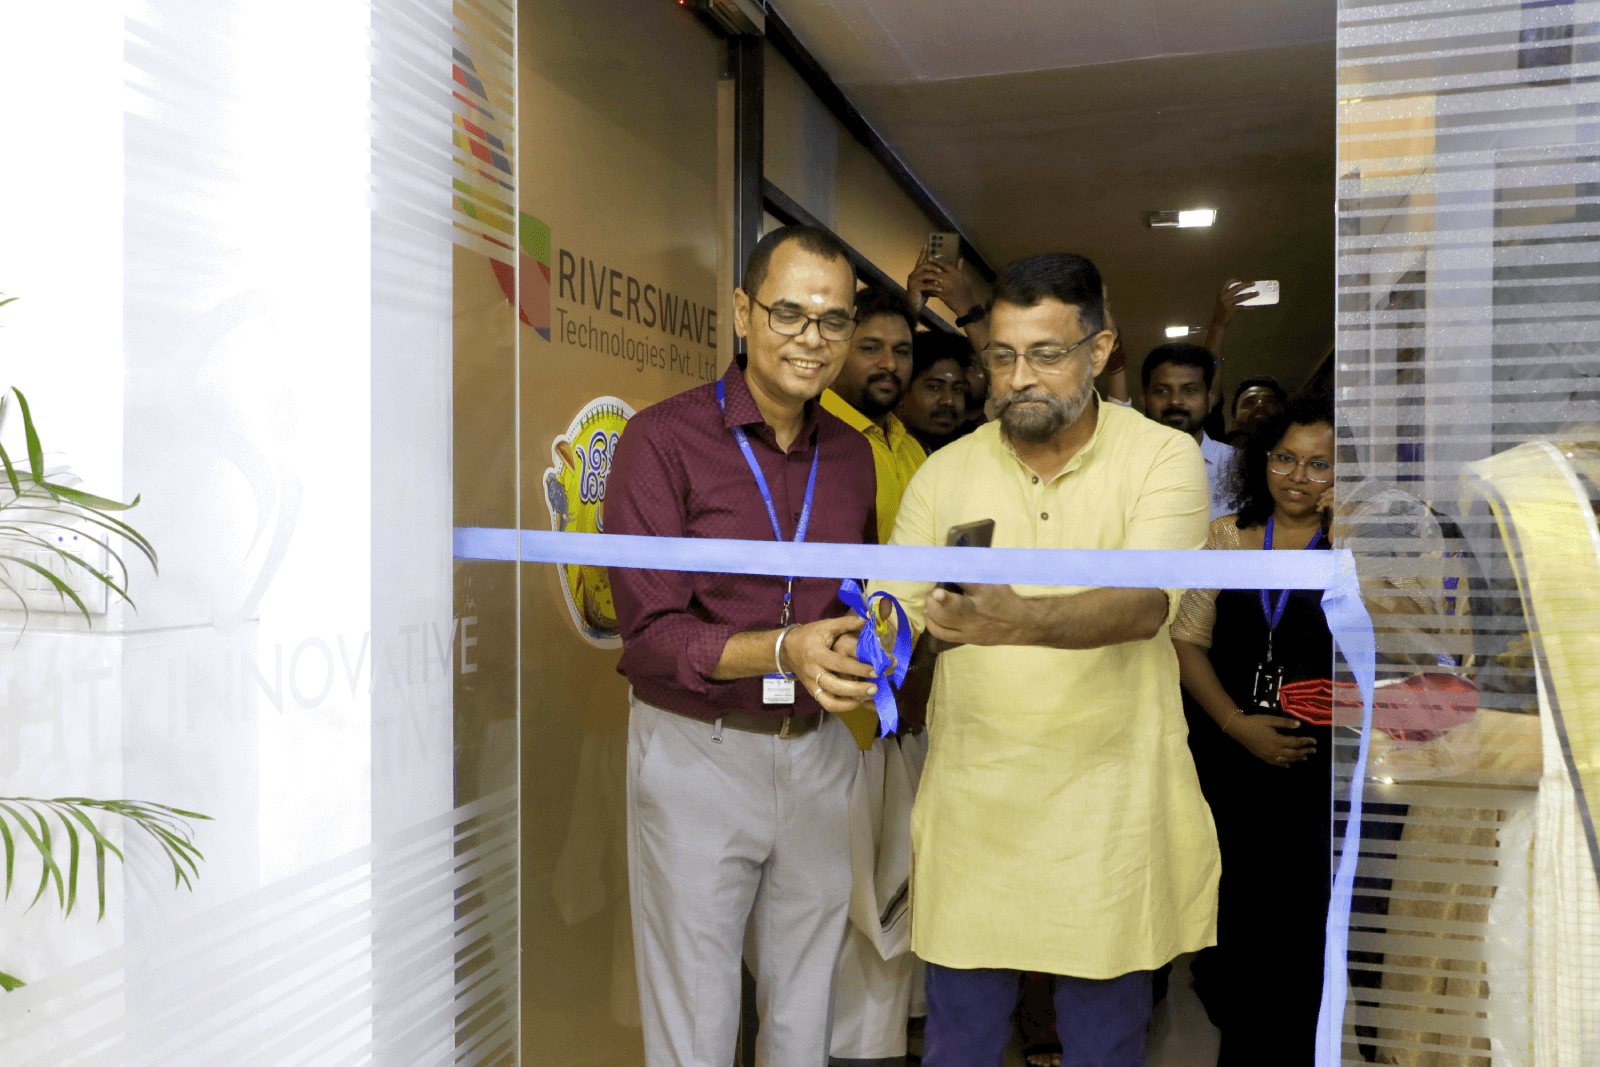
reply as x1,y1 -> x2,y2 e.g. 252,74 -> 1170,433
855,371 -> 905,421
1159,406 -> 1201,433
994,361 -> 1095,444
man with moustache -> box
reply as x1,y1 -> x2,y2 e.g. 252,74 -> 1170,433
873,253 -> 1218,1067
1141,342 -> 1234,519
606,224 -> 883,1067
820,285 -> 926,546
814,284 -> 930,1067
896,331 -> 972,453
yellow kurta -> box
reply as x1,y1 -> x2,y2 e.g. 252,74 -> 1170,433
821,389 -> 927,546
874,400 -> 1220,978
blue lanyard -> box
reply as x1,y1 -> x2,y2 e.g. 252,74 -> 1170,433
1260,515 -> 1323,656
717,379 -> 820,624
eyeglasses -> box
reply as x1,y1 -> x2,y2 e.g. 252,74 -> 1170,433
982,332 -> 1100,373
1267,451 -> 1334,483
752,298 -> 857,342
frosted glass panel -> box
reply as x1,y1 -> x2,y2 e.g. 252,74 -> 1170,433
0,0 -> 518,1062
1334,0 -> 1600,1061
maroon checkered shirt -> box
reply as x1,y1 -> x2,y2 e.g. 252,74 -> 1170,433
606,361 -> 879,720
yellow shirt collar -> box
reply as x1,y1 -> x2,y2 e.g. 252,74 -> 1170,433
820,388 -> 909,445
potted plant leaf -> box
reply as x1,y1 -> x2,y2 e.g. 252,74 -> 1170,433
0,355 -> 210,991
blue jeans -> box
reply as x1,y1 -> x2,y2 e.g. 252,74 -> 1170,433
923,962 -> 1152,1067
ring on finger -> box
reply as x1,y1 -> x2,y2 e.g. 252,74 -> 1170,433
814,669 -> 828,694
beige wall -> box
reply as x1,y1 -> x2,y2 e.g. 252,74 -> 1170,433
514,0 -> 726,1061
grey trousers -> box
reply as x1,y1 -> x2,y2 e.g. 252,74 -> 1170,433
626,694 -> 857,1067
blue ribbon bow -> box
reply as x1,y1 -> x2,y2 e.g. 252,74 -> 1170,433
837,579 -> 912,737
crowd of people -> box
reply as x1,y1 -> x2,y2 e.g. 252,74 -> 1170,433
604,224 -> 1344,1067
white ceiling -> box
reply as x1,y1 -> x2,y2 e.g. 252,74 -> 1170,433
774,0 -> 1336,85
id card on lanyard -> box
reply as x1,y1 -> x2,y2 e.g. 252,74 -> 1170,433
718,380 -> 820,704
1252,515 -> 1323,712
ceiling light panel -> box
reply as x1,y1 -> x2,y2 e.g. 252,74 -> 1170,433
1145,209 -> 1217,229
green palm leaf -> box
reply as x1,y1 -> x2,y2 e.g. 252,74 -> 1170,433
40,482 -> 141,514
0,799 -> 210,918
9,389 -> 46,486
0,380 -> 192,994
0,386 -> 159,625
0,438 -> 20,497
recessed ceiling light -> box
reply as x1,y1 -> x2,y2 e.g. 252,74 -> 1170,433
1145,209 -> 1217,229
1165,326 -> 1196,339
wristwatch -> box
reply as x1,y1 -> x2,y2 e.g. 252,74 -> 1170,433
954,304 -> 987,328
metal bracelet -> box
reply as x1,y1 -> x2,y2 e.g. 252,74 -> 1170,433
774,624 -> 801,679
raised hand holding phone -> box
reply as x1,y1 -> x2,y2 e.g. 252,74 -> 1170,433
1236,280 -> 1280,306
908,238 -> 983,322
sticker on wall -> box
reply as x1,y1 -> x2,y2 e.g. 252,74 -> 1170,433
544,396 -> 635,647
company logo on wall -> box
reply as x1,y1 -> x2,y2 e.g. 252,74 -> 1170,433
490,211 -> 552,341
544,396 -> 635,647
497,209 -> 719,380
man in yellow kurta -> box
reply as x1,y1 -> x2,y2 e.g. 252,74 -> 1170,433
874,252 -> 1219,1067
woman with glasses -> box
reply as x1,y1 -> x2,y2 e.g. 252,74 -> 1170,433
1170,393 -> 1335,1066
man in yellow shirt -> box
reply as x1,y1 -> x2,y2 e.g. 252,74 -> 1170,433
820,285 -> 927,548
874,253 -> 1219,1067
816,285 -> 931,1066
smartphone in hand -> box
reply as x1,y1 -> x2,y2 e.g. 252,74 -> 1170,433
926,232 -> 961,266
899,518 -> 996,728
936,518 -> 996,595
1237,280 -> 1280,306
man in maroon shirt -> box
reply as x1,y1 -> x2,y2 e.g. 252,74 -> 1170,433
606,225 -> 883,1067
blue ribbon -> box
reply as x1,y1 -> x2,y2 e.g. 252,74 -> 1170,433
1316,554 -> 1377,1067
453,525 -> 1374,1062
453,528 -> 1339,589
837,578 -> 913,736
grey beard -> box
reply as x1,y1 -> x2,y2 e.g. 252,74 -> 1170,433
995,363 -> 1094,444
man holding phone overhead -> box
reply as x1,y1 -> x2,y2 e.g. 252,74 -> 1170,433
873,253 -> 1220,1067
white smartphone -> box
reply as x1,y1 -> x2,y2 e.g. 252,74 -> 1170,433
1238,280 -> 1280,306
926,232 -> 961,265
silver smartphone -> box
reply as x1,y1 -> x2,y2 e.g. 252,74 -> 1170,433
1238,280 -> 1280,306
926,232 -> 961,265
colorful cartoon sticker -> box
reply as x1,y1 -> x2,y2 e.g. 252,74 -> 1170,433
544,396 -> 635,647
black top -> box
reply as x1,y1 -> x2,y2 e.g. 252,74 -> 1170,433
1183,536 -> 1333,1059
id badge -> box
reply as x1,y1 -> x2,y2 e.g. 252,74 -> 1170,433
763,673 -> 796,705
1251,661 -> 1285,711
